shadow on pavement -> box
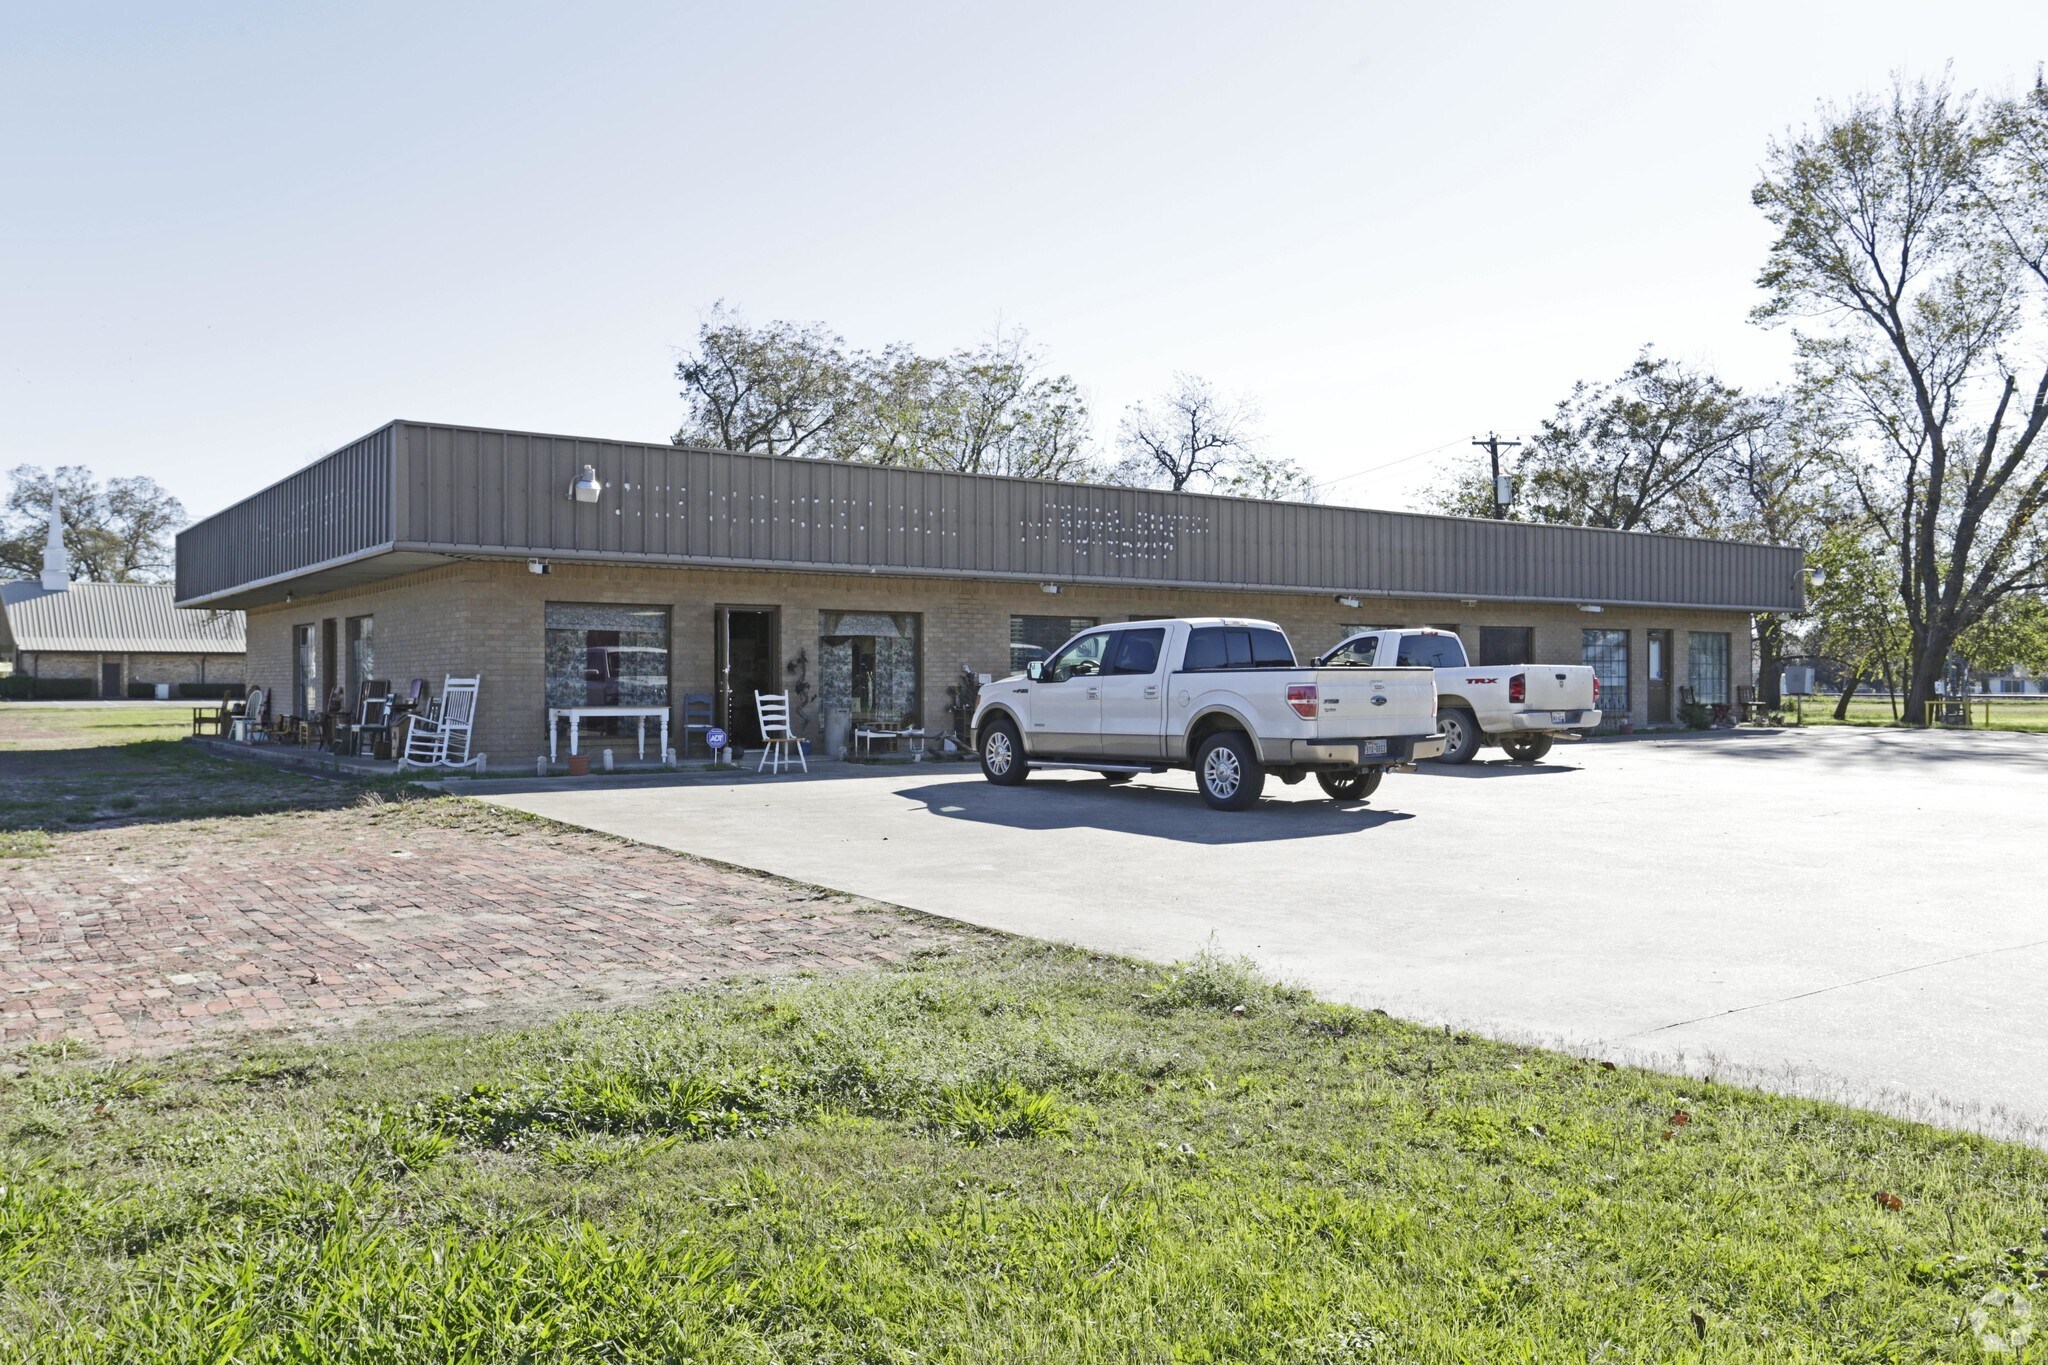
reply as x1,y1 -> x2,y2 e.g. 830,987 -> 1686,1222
1407,759 -> 1577,779
893,775 -> 1414,845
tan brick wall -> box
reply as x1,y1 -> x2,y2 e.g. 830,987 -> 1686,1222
245,562 -> 1760,762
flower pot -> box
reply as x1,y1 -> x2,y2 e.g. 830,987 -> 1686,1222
566,754 -> 591,777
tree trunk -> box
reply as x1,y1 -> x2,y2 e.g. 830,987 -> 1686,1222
1880,659 -> 1899,720
1833,659 -> 1864,721
1904,622 -> 1962,727
1755,616 -> 1784,708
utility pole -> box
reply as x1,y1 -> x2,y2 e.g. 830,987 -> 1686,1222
1472,432 -> 1522,519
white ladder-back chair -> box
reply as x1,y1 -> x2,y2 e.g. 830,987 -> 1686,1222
400,675 -> 485,771
753,691 -> 807,774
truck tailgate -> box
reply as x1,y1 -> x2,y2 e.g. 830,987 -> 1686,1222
1307,667 -> 1436,738
1516,667 -> 1597,712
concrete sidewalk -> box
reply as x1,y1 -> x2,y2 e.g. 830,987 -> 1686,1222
483,727 -> 2048,1141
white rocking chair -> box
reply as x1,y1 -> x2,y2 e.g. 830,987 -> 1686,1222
754,691 -> 807,774
399,675 -> 486,771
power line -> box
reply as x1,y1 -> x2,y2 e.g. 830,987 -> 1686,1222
1309,437 -> 1468,495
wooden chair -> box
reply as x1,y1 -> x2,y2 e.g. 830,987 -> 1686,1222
399,675 -> 484,770
753,691 -> 807,774
681,692 -> 715,757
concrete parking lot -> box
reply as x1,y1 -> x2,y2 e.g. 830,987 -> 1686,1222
484,728 -> 2048,1138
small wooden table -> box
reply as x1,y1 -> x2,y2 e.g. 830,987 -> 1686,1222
549,706 -> 670,763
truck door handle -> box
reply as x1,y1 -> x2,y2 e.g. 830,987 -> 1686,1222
1144,685 -> 1159,699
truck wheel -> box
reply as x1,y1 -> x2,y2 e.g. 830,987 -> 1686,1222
1316,769 -> 1383,801
1195,731 -> 1265,811
1500,734 -> 1554,764
980,718 -> 1029,786
1433,708 -> 1481,764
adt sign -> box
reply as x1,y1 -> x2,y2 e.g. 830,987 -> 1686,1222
705,727 -> 729,753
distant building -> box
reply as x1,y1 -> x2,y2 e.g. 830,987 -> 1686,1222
0,507 -> 245,698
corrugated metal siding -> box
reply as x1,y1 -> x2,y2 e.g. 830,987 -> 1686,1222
176,426 -> 394,602
181,421 -> 1807,611
2,581 -> 245,652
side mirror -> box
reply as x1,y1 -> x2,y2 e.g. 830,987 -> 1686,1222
1026,661 -> 1045,682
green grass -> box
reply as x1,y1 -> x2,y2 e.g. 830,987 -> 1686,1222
4,944 -> 2046,1361
1791,695 -> 2048,733
0,703 -> 415,848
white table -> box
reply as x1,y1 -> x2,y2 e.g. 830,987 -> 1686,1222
549,706 -> 670,763
854,726 -> 926,758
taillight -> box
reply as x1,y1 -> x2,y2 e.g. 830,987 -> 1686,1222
1508,673 -> 1526,704
1286,683 -> 1319,720
1592,676 -> 1601,705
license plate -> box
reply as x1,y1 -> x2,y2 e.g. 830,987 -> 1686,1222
1358,739 -> 1387,757
1550,711 -> 1569,723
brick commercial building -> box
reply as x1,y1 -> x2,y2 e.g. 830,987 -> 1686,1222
3,508 -> 245,698
175,421 -> 1805,764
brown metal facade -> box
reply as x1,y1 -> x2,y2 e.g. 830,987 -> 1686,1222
177,420 -> 1806,612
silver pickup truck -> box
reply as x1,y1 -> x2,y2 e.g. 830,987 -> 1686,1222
971,617 -> 1444,810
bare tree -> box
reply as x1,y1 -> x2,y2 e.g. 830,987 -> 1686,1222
1753,74 -> 2048,720
2,465 -> 186,583
1110,373 -> 1313,498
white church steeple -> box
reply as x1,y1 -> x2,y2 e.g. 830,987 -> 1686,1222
40,504 -> 71,592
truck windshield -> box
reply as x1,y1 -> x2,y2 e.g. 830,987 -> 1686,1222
1395,633 -> 1467,668
1182,626 -> 1296,670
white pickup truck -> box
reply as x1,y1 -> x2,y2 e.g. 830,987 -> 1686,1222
972,617 -> 1445,810
1315,627 -> 1601,764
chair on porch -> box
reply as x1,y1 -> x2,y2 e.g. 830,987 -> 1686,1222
399,675 -> 485,770
753,691 -> 807,774
235,688 -> 272,743
681,693 -> 715,757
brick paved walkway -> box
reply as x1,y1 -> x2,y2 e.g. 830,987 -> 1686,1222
2,799 -> 961,1054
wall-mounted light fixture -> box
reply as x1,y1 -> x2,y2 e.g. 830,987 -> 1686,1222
1807,565 -> 1827,589
527,559 -> 551,576
1459,598 -> 1479,607
284,591 -> 294,604
568,465 -> 603,504
1039,582 -> 1062,595
1577,603 -> 1604,613
1334,595 -> 1362,609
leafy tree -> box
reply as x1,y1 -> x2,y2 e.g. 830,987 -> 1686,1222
1,465 -> 186,584
833,328 -> 1096,480
1514,348 -> 1773,532
674,304 -> 855,457
1109,374 -> 1316,501
675,309 -> 1098,480
1957,590 -> 2048,676
1752,74 -> 2048,721
1801,526 -> 1910,719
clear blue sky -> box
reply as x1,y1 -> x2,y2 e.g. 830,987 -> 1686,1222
3,3 -> 2040,521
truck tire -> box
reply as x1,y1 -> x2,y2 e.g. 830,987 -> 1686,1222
1195,730 -> 1265,811
1433,707 -> 1482,764
1499,733 -> 1554,764
1316,768 -> 1383,802
980,717 -> 1029,785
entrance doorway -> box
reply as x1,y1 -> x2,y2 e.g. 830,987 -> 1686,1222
1646,630 -> 1673,724
715,608 -> 779,747
100,660 -> 122,699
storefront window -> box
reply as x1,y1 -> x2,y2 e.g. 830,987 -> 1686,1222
1688,632 -> 1731,705
345,615 -> 375,710
292,624 -> 317,718
820,611 -> 921,728
1582,629 -> 1629,716
544,604 -> 670,732
1009,615 -> 1097,674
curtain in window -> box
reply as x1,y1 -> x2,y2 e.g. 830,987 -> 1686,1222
820,611 -> 921,727
544,604 -> 670,714
292,625 -> 317,718
345,616 -> 374,711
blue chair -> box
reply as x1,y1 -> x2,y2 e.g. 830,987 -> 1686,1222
682,693 -> 715,757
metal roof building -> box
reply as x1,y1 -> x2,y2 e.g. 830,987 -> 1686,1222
176,420 -> 1805,762
2,581 -> 246,654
